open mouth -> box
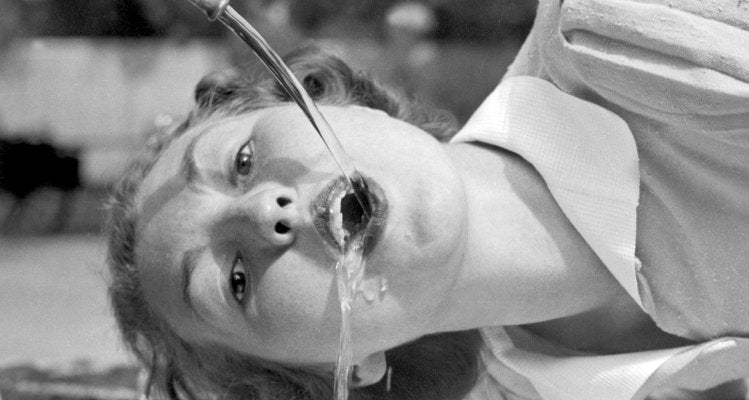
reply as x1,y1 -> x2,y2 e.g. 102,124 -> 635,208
313,175 -> 386,254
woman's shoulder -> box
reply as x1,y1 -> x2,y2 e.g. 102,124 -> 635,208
510,0 -> 749,132
506,0 -> 749,341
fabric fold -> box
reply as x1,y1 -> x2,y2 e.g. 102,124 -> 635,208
452,75 -> 643,307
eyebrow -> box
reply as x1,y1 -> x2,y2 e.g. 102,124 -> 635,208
180,245 -> 209,322
181,131 -> 204,187
181,124 -> 238,191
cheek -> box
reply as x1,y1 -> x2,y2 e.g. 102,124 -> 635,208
252,254 -> 341,344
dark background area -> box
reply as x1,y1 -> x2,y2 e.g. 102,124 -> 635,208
0,0 -> 534,40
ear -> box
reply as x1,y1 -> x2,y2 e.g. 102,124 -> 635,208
349,351 -> 387,388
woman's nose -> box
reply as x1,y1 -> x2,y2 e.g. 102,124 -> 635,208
238,187 -> 300,246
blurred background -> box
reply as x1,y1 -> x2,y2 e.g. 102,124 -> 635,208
0,0 -> 535,398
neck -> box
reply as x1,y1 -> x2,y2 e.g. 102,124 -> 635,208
430,142 -> 627,333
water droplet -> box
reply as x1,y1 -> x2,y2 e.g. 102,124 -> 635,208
379,276 -> 389,296
362,289 -> 377,303
355,276 -> 381,303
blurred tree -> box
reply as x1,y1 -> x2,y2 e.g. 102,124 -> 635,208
287,0 -> 399,38
430,0 -> 537,42
284,0 -> 537,42
0,0 -> 32,43
0,0 -> 536,43
0,0 -> 223,39
36,0 -> 156,36
134,0 -> 227,38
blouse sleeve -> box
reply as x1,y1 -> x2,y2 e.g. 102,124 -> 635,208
505,0 -> 749,341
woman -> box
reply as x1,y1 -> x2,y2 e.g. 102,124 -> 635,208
107,0 -> 749,398
108,46 -> 486,399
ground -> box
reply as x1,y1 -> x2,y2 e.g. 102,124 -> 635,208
0,188 -> 139,399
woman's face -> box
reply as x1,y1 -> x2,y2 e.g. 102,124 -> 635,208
134,104 -> 468,366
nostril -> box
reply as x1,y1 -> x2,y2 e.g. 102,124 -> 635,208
277,197 -> 291,207
274,222 -> 290,234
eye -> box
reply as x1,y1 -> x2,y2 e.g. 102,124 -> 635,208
230,254 -> 248,303
234,141 -> 254,176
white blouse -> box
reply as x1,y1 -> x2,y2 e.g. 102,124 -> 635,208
452,76 -> 749,399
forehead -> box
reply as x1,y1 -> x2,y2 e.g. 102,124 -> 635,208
137,104 -> 394,206
136,116 -> 244,209
134,103 -> 349,205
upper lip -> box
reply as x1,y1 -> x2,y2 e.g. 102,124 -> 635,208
312,174 -> 387,256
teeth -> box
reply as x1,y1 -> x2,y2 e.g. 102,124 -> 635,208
329,188 -> 348,247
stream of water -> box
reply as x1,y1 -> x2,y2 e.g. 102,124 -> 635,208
334,241 -> 366,400
217,6 -> 371,218
205,5 -> 378,399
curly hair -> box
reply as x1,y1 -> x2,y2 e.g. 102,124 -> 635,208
106,45 -> 482,400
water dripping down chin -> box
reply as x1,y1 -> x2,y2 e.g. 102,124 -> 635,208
331,177 -> 388,400
356,275 -> 389,303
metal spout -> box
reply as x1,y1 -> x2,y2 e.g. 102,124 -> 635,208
185,0 -> 231,20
